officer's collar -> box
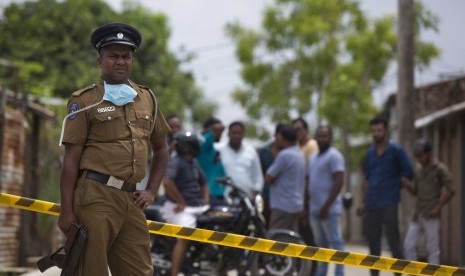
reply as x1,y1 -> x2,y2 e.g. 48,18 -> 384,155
97,78 -> 142,96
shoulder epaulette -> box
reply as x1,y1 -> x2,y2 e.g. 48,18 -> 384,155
137,84 -> 154,93
71,84 -> 97,97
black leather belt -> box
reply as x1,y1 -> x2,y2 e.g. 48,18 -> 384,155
83,170 -> 136,193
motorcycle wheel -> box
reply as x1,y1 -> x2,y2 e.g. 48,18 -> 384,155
249,233 -> 313,276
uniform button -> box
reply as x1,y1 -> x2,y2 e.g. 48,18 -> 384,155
128,121 -> 131,124
145,115 -> 149,119
108,116 -> 112,120
132,139 -> 136,142
133,159 -> 136,163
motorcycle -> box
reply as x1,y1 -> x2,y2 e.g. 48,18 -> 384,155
145,177 -> 313,276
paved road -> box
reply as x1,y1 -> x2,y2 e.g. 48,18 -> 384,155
21,243 -> 393,276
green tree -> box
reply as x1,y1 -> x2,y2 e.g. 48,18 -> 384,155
226,0 -> 439,168
0,0 -> 216,121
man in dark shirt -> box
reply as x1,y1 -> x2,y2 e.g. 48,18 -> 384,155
162,132 -> 209,276
356,116 -> 414,276
258,123 -> 285,226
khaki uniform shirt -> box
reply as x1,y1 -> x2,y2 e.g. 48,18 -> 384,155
413,161 -> 453,220
62,79 -> 170,184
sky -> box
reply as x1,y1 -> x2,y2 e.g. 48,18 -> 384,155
103,0 -> 464,128
1,0 -> 464,129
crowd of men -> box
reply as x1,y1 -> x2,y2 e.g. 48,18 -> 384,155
161,114 -> 455,276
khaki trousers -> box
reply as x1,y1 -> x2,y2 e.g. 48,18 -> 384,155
74,178 -> 153,276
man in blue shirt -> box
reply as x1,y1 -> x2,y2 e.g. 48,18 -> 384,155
309,125 -> 345,276
357,116 -> 414,276
265,124 -> 306,232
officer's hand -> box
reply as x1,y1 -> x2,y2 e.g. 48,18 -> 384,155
58,211 -> 77,234
133,190 -> 156,210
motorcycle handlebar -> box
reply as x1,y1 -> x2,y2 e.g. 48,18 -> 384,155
214,177 -> 233,186
214,177 -> 249,198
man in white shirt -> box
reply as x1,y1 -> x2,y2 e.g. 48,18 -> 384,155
220,121 -> 264,198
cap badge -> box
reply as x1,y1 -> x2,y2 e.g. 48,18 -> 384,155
117,33 -> 124,39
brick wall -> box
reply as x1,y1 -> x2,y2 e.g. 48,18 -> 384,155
0,108 -> 26,266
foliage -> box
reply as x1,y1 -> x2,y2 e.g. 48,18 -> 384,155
0,0 -> 216,122
226,0 -> 438,133
226,0 -> 439,170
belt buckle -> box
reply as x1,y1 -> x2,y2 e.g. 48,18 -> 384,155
106,176 -> 124,190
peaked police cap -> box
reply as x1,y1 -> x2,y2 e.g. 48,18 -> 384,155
90,23 -> 142,51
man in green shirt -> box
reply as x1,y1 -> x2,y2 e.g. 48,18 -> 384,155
403,139 -> 455,264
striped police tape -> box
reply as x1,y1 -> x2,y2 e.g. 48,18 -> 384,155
0,192 -> 463,276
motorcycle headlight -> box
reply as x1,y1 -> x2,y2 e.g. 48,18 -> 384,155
254,194 -> 265,213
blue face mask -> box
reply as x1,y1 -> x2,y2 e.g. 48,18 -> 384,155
103,82 -> 138,106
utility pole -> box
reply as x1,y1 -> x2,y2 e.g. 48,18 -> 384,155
397,0 -> 415,236
397,0 -> 415,154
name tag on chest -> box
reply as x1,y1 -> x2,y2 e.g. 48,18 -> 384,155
97,106 -> 116,113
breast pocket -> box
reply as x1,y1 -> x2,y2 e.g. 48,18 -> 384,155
236,158 -> 252,172
135,110 -> 153,138
89,111 -> 126,142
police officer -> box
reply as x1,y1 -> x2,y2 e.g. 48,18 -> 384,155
58,23 -> 170,275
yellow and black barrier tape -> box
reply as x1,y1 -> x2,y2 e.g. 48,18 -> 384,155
0,192 -> 463,276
